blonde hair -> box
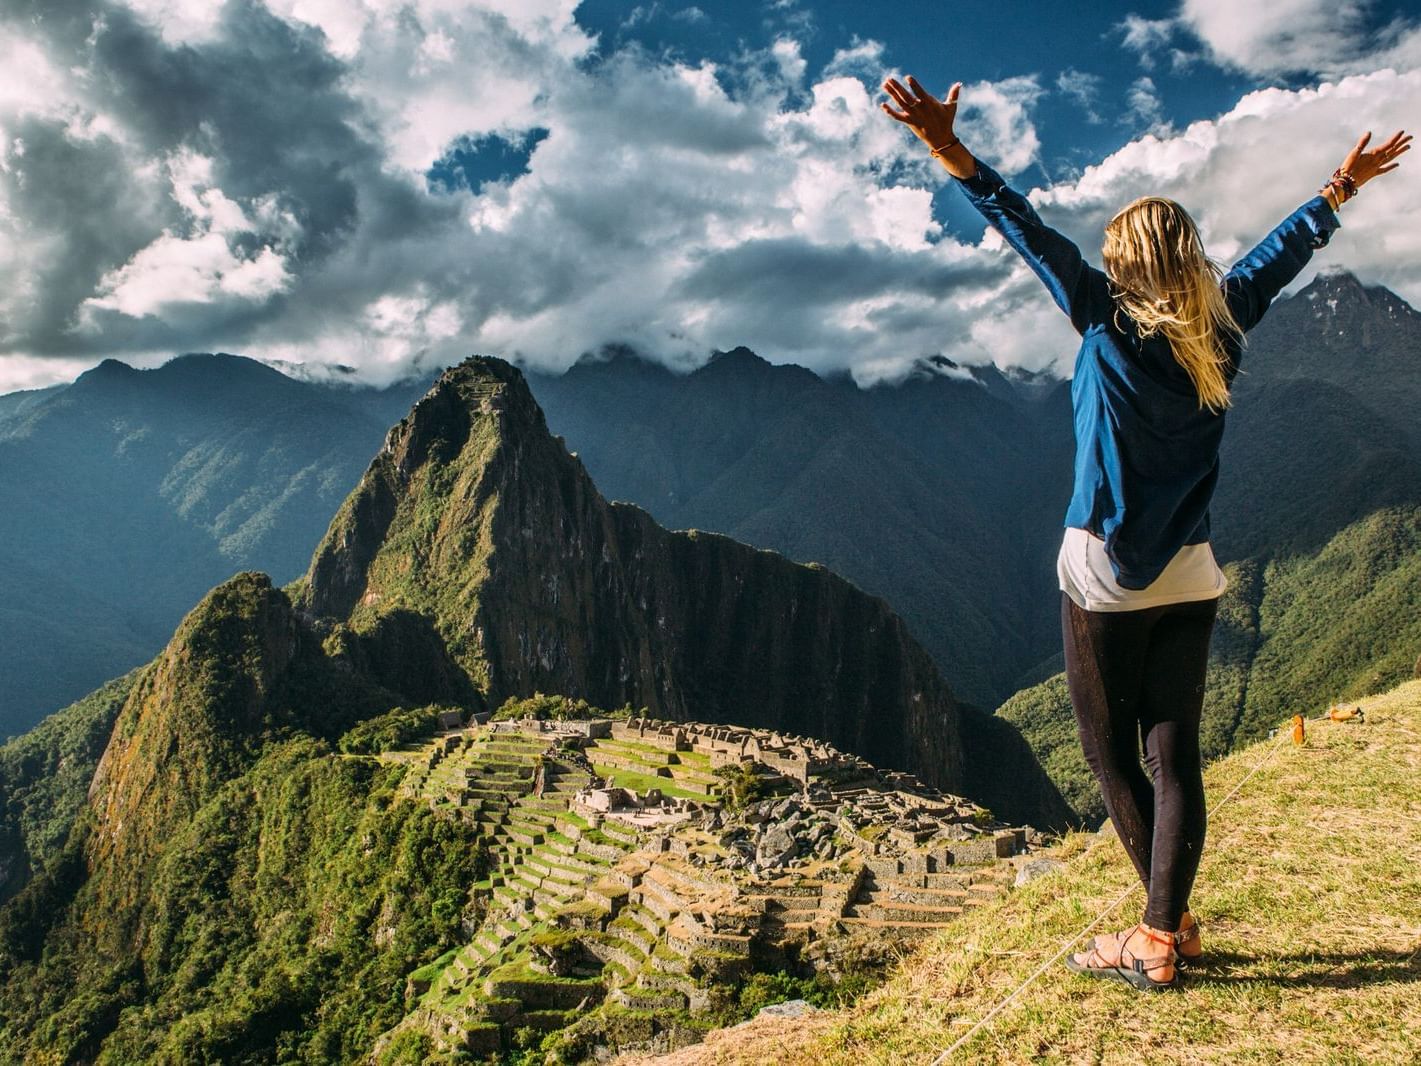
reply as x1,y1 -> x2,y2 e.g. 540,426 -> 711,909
1101,196 -> 1242,412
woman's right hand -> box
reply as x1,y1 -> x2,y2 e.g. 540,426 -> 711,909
881,76 -> 975,178
881,76 -> 959,146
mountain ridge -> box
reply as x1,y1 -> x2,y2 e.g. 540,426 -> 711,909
292,355 -> 1068,827
2,269 -> 1414,740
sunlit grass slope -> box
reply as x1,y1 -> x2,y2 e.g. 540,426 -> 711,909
622,678 -> 1421,1065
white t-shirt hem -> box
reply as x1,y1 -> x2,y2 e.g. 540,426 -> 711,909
1057,526 -> 1227,613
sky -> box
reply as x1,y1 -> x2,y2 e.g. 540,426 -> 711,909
1,0 -> 1418,392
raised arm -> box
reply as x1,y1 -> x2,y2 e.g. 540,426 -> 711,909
1220,198 -> 1339,336
1224,128 -> 1411,334
881,76 -> 1111,335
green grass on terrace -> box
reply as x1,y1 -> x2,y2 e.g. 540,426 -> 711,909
590,764 -> 711,800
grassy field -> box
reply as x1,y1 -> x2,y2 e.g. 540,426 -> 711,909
617,679 -> 1421,1065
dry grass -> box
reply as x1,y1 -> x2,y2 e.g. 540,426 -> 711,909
618,680 -> 1421,1066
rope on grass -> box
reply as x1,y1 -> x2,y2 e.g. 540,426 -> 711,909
927,709 -> 1338,1065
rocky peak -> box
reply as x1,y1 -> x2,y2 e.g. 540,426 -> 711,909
1293,269 -> 1420,324
1244,270 -> 1421,438
298,355 -> 559,624
290,354 -> 1072,822
702,345 -> 772,373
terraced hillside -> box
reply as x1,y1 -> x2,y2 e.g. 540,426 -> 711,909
370,714 -> 1044,1062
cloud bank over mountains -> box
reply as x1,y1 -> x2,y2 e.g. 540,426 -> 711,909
0,0 -> 1417,392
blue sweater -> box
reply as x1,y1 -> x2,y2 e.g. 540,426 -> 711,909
954,161 -> 1341,589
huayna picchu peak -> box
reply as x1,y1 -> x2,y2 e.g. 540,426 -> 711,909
293,355 -> 1069,831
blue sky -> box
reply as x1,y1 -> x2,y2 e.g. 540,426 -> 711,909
1,0 -> 1418,391
577,1 -> 1241,175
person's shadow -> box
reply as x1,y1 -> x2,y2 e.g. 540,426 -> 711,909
1181,947 -> 1420,988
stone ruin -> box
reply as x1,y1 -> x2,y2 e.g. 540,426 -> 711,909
612,716 -> 888,787
381,709 -> 1055,1060
571,785 -> 702,829
488,715 -> 612,741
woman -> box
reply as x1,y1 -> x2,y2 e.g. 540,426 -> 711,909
881,74 -> 1409,992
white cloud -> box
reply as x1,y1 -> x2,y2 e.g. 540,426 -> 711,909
1,0 -> 1417,398
950,76 -> 1044,177
314,0 -> 592,174
1057,69 -> 1105,123
84,233 -> 291,318
121,0 -> 226,46
1181,0 -> 1369,75
1120,14 -> 1177,56
1125,76 -> 1169,135
1130,1 -> 1421,78
0,3 -> 1054,391
1030,68 -> 1421,337
823,38 -> 886,81
80,147 -> 294,320
0,353 -> 95,393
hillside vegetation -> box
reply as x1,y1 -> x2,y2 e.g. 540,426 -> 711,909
0,574 -> 488,1064
999,505 -> 1421,824
617,678 -> 1421,1065
0,740 -> 486,1063
0,668 -> 142,903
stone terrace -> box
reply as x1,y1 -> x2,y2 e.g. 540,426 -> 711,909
373,714 -> 1044,1059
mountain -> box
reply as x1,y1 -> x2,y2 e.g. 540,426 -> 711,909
0,353 -> 437,738
0,668 -> 141,905
524,272 -> 1421,709
0,555 -> 1042,1063
526,346 -> 1073,711
0,384 -> 66,424
0,572 -> 484,1063
291,356 -> 1066,827
1210,271 -> 1421,561
3,271 -> 1415,744
1230,269 -> 1421,449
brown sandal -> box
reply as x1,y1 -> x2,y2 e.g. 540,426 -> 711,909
1064,922 -> 1180,992
1174,914 -> 1202,967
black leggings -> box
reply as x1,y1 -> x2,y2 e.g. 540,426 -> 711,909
1060,591 -> 1218,930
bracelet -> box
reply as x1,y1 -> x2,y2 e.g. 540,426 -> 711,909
1319,167 -> 1358,205
1320,181 -> 1351,207
930,136 -> 960,157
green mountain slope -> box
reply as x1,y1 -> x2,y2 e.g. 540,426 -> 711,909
998,505 -> 1421,824
0,668 -> 142,904
0,570 -> 485,1063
